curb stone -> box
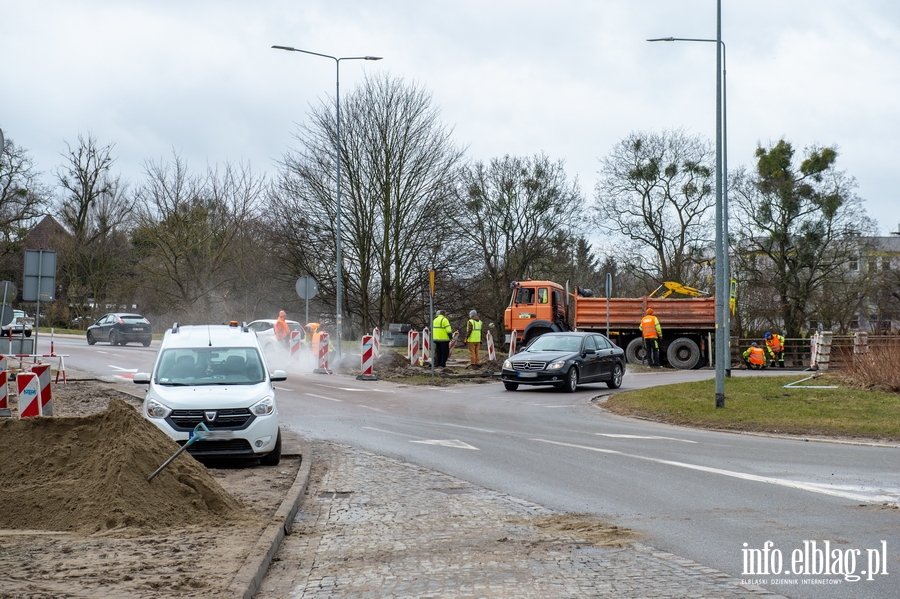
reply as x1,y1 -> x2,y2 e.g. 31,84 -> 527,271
227,436 -> 312,599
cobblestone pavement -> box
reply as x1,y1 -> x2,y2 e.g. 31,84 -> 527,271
256,441 -> 787,599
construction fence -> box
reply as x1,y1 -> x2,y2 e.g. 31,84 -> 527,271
728,334 -> 900,370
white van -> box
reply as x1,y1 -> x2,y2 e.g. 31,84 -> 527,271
134,321 -> 286,465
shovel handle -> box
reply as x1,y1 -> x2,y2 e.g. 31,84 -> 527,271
147,423 -> 208,482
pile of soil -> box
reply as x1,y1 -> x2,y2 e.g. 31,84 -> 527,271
0,397 -> 247,535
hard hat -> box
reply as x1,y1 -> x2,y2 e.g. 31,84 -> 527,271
751,342 -> 758,347
646,308 -> 654,315
764,331 -> 771,338
469,310 -> 477,317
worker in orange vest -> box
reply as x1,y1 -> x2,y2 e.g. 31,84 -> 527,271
640,308 -> 662,367
764,331 -> 786,368
274,310 -> 290,349
742,342 -> 767,369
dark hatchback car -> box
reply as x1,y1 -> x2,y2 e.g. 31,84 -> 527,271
86,313 -> 153,347
501,332 -> 625,392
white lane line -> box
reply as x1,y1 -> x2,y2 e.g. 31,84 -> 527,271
598,433 -> 698,444
362,426 -> 418,438
532,438 -> 900,504
434,422 -> 496,433
108,365 -> 138,372
304,393 -> 342,402
362,426 -> 480,450
337,387 -> 394,393
411,439 -> 479,450
274,386 -> 291,391
358,405 -> 385,412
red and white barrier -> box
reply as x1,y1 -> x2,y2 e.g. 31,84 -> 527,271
448,330 -> 459,351
0,356 -> 8,416
372,328 -> 380,358
509,330 -> 517,356
290,330 -> 302,362
358,335 -> 378,381
486,331 -> 496,361
31,363 -> 53,416
408,331 -> 420,366
314,333 -> 331,374
17,372 -> 41,418
421,327 -> 431,366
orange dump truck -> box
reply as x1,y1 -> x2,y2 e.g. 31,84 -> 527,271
503,280 -> 717,369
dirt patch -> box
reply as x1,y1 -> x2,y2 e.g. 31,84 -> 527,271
521,513 -> 637,547
369,348 -> 505,384
0,378 -> 300,598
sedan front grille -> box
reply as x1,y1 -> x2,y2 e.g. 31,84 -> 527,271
513,361 -> 548,371
168,408 -> 254,431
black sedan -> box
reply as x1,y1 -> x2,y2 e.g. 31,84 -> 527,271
86,313 -> 153,347
501,332 -> 625,392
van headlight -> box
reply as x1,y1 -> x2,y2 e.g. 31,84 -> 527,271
250,396 -> 275,416
145,398 -> 172,419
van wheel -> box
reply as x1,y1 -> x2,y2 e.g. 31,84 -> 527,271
259,431 -> 282,466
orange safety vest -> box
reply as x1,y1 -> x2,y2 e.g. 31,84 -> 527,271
641,315 -> 660,339
766,335 -> 784,353
747,346 -> 766,365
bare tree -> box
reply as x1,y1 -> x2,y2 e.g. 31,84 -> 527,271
450,154 -> 584,331
133,154 -> 265,322
0,136 -> 50,257
54,134 -> 136,324
592,129 -> 715,289
271,73 -> 464,335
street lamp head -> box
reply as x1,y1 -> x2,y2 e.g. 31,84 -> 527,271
364,56 -> 383,61
271,45 -> 296,51
646,37 -> 675,42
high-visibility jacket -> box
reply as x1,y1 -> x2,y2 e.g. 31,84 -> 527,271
766,334 -> 785,355
466,319 -> 482,343
274,317 -> 290,342
432,315 -> 452,340
641,315 -> 661,339
744,346 -> 766,365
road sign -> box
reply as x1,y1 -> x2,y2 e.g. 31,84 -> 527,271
296,276 -> 318,299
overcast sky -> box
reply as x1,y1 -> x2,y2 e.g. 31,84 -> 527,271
3,1 -> 899,235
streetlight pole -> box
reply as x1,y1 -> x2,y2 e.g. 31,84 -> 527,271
272,46 -> 382,359
648,0 -> 729,407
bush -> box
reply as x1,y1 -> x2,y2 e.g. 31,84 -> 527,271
835,341 -> 900,393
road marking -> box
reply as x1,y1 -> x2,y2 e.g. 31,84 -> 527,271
598,433 -> 698,444
434,422 -> 496,433
531,404 -> 570,408
532,438 -> 900,504
274,386 -> 291,391
337,387 -> 394,393
108,365 -> 138,372
362,426 -> 418,438
411,439 -> 479,450
304,393 -> 342,402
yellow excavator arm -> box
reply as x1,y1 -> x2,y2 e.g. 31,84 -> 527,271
649,281 -> 711,298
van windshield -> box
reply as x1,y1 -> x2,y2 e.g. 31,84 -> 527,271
156,348 -> 265,385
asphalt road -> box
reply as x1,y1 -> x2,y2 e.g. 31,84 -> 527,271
48,334 -> 900,599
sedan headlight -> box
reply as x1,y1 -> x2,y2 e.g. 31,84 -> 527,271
145,398 -> 172,419
547,360 -> 566,370
250,396 -> 276,416
502,359 -> 512,369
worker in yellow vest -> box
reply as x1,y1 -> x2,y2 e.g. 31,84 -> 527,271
742,342 -> 766,369
764,331 -> 786,368
432,310 -> 453,368
640,308 -> 662,367
464,310 -> 483,366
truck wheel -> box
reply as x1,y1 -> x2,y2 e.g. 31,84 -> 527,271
625,338 -> 646,364
666,337 -> 701,370
523,327 -> 552,347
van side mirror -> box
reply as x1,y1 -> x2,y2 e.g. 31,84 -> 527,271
133,373 -> 151,384
270,369 -> 287,382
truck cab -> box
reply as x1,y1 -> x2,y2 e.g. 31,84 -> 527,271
504,280 -> 571,345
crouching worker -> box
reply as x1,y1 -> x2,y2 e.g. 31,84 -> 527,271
742,342 -> 767,369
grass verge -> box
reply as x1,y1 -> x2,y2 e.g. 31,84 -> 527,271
603,374 -> 900,442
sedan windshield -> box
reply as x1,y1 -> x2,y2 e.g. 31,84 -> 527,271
525,335 -> 583,353
156,347 -> 265,385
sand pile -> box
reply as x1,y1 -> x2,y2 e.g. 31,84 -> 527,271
0,398 -> 247,534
